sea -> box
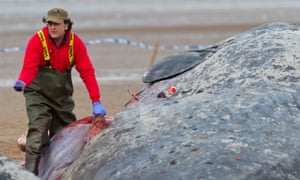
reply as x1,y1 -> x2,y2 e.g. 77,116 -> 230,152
1,0 -> 300,87
1,0 -> 300,32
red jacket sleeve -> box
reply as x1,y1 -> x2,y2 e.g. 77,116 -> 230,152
18,34 -> 43,87
73,34 -> 101,103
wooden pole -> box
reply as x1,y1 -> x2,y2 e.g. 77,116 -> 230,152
149,42 -> 159,67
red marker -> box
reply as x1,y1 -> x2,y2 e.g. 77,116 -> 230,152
168,86 -> 177,94
236,156 -> 242,161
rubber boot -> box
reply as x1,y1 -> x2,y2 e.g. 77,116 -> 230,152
25,154 -> 40,176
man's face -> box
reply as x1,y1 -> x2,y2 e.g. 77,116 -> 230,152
46,21 -> 68,40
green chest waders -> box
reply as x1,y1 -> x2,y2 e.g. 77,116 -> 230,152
23,68 -> 76,174
23,30 -> 75,175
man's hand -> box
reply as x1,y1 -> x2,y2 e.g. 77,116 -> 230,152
92,102 -> 106,116
13,80 -> 26,92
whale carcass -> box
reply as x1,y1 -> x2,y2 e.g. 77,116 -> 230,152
61,22 -> 300,180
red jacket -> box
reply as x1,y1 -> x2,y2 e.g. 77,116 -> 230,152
18,26 -> 100,103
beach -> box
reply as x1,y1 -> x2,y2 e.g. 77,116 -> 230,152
1,0 -> 300,160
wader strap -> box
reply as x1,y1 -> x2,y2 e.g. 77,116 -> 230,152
37,30 -> 51,68
37,30 -> 74,69
69,32 -> 74,68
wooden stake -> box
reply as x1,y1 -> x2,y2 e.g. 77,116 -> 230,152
149,42 -> 159,67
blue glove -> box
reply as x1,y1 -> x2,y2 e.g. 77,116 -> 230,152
13,80 -> 26,92
92,102 -> 106,116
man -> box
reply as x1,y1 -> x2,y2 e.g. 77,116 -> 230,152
13,8 -> 107,175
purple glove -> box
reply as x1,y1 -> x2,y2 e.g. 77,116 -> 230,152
13,80 -> 26,92
92,102 -> 106,116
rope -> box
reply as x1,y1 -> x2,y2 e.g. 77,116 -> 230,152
0,38 -> 208,53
